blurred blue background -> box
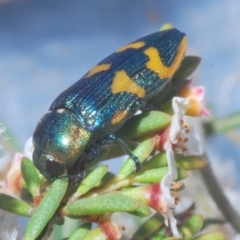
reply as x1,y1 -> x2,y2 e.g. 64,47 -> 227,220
1,0 -> 239,142
1,0 -> 240,178
0,0 -> 240,236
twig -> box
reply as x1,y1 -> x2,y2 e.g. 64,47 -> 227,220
200,156 -> 240,233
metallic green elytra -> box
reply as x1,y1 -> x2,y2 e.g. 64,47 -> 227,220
33,28 -> 187,181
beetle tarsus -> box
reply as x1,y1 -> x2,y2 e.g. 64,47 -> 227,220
112,135 -> 142,172
130,154 -> 142,172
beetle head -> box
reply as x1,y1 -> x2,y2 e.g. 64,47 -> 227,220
33,109 -> 91,181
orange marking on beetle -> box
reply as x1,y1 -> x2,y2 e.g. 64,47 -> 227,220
111,70 -> 146,98
117,41 -> 145,52
85,63 -> 111,78
144,36 -> 187,80
111,110 -> 128,125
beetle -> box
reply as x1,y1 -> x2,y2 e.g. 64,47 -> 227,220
33,28 -> 187,181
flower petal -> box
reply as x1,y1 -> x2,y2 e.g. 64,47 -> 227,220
24,137 -> 34,160
161,172 -> 175,207
185,126 -> 203,155
0,152 -> 11,180
170,97 -> 189,144
192,86 -> 205,101
166,210 -> 182,238
164,141 -> 178,179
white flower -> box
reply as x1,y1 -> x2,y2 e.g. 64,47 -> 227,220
0,123 -> 12,186
156,180 -> 182,238
0,123 -> 9,146
0,137 -> 34,198
24,137 -> 34,160
0,152 -> 12,180
179,86 -> 209,117
159,96 -> 204,238
169,97 -> 203,156
0,153 -> 24,198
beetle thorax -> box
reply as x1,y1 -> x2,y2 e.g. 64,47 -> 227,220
32,109 -> 91,180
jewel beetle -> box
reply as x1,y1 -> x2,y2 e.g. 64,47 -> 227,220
33,28 -> 187,181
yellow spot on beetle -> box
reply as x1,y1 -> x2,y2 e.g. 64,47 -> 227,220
144,36 -> 187,80
85,63 -> 111,78
111,70 -> 146,98
111,110 -> 128,125
117,41 -> 145,52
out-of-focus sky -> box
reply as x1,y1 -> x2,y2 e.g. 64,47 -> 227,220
0,0 -> 240,180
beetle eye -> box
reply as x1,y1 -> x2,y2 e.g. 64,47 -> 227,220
46,157 -> 64,179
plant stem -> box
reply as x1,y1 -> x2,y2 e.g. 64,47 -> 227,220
203,112 -> 240,136
200,156 -> 240,233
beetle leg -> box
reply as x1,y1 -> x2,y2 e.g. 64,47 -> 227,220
69,170 -> 86,184
95,135 -> 115,145
97,134 -> 141,172
142,103 -> 159,111
62,169 -> 86,184
67,157 -> 86,184
56,158 -> 86,184
112,135 -> 141,172
130,98 -> 145,113
131,99 -> 159,113
84,145 -> 99,162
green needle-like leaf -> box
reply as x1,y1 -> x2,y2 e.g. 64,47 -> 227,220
173,56 -> 201,81
180,214 -> 203,239
204,112 -> 240,136
118,138 -> 155,179
162,237 -> 179,240
68,222 -> 92,240
0,193 -> 32,216
21,157 -> 41,197
160,23 -> 174,31
21,188 -> 33,203
132,167 -> 187,184
63,193 -> 151,218
193,231 -> 226,240
116,111 -> 171,140
150,228 -> 166,240
131,168 -> 168,183
72,165 -> 108,199
82,221 -> 121,240
177,155 -> 208,170
141,152 -> 167,171
24,178 -> 68,240
132,213 -> 165,240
